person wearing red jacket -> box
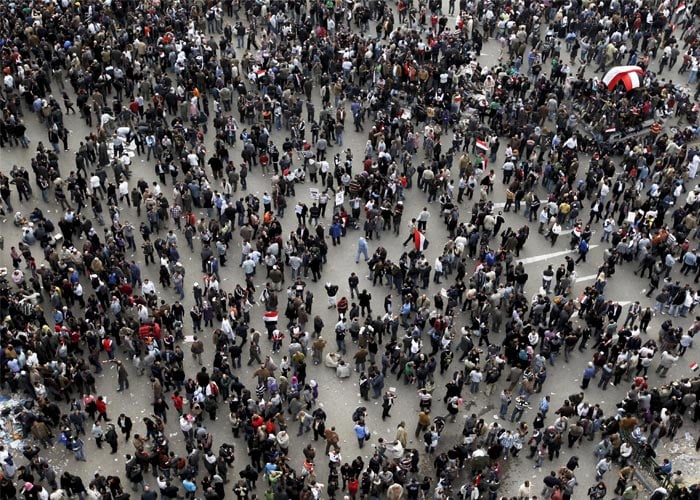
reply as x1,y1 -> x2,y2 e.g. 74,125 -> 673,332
95,396 -> 111,422
171,392 -> 184,416
102,337 -> 115,360
348,477 -> 359,498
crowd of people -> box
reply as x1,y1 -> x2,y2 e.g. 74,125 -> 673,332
2,0 -> 700,498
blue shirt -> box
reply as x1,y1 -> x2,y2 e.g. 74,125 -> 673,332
330,223 -> 343,238
182,480 -> 196,493
130,264 -> 141,281
53,310 -> 64,324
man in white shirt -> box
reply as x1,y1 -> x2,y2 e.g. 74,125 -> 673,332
141,278 -> 156,296
118,178 -> 130,206
90,173 -> 104,199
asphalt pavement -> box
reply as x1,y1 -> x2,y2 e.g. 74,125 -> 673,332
1,14 -> 699,500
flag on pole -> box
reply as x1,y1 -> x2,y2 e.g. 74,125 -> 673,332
414,229 -> 429,251
475,139 -> 489,152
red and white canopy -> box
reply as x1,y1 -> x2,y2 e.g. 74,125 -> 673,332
602,66 -> 645,92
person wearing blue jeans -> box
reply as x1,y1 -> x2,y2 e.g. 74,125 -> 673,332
353,422 -> 368,448
336,330 -> 346,355
499,390 -> 512,418
356,237 -> 369,263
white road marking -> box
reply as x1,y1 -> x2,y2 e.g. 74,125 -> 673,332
518,245 -> 599,265
560,229 -> 597,236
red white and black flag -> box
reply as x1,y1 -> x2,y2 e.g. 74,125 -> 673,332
414,229 -> 429,251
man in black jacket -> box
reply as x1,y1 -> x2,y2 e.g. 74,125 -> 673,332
118,414 -> 133,442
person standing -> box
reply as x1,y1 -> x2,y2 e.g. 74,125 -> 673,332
639,307 -> 653,332
623,302 -> 641,328
353,421 -> 369,448
510,395 -> 529,423
91,421 -> 104,449
581,362 -> 596,389
414,409 -> 431,438
416,207 -> 431,231
117,414 -> 133,442
326,283 -> 339,308
348,273 -> 360,299
358,289 -> 372,317
247,341 -> 262,366
324,427 -> 340,454
656,350 -> 679,377
71,437 -> 86,461
115,360 -> 129,392
595,457 -> 612,481
382,391 -> 395,420
95,396 -> 110,421
190,336 -> 204,364
499,389 -> 512,418
575,238 -> 589,263
356,237 -> 369,263
622,484 -> 639,499
615,466 -> 635,496
469,367 -> 483,394
104,424 -> 118,454
598,363 -> 613,390
549,221 -> 561,246
182,477 -> 197,500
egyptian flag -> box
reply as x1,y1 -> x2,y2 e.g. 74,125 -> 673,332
414,229 -> 429,251
263,311 -> 279,323
476,139 -> 489,152
675,3 -> 686,16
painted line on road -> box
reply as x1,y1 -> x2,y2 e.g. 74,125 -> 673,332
517,245 -> 599,265
560,229 -> 597,236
